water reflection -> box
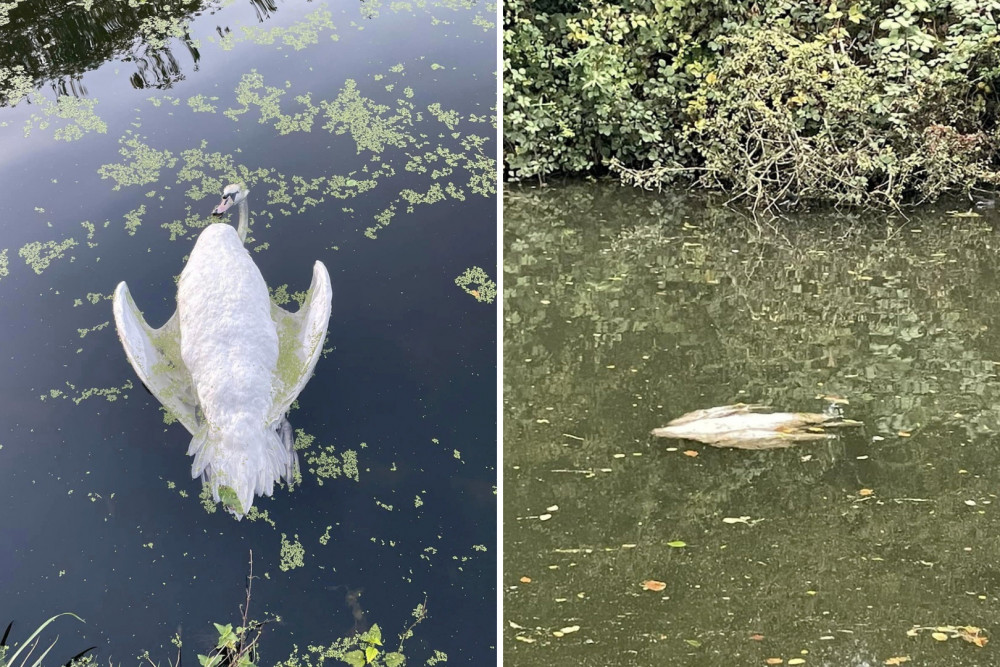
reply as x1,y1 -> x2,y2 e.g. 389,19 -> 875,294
0,0 -> 215,101
504,183 -> 1000,666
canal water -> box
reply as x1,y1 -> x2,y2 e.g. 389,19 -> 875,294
504,182 -> 1000,666
0,1 -> 496,664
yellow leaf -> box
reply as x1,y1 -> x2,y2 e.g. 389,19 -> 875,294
765,659 -> 783,665
705,72 -> 717,85
931,632 -> 949,641
859,488 -> 874,496
642,580 -> 666,591
788,660 -> 805,666
884,658 -> 910,666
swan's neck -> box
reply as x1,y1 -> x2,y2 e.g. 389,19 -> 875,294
237,197 -> 249,243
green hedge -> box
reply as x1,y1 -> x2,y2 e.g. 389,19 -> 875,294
504,0 -> 1000,207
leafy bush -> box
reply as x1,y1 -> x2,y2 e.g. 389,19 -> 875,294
504,0 -> 1000,208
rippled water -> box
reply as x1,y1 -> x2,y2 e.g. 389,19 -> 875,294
1,1 -> 496,664
504,183 -> 1000,666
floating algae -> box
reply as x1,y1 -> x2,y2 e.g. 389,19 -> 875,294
454,266 -> 496,303
224,71 -> 321,135
123,205 -> 146,236
187,95 -> 218,113
279,533 -> 305,571
23,96 -> 108,142
19,238 -> 78,274
98,133 -> 177,190
217,6 -> 338,51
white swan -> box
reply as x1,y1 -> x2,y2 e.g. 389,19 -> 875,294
112,184 -> 332,518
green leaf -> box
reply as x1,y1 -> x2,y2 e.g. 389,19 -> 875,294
198,654 -> 222,667
383,652 -> 405,667
341,650 -> 366,667
5,613 -> 84,667
362,624 -> 383,646
365,646 -> 379,664
667,540 -> 687,548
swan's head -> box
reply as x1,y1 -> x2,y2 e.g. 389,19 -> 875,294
212,183 -> 249,216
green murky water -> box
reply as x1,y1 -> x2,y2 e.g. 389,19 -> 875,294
503,182 -> 1000,666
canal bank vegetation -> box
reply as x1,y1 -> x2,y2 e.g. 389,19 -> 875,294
5,557 -> 438,667
504,0 -> 1000,209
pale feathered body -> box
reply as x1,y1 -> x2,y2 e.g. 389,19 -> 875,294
113,185 -> 332,517
178,223 -> 286,511
651,404 -> 860,449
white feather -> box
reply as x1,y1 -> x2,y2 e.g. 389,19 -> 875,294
112,187 -> 332,518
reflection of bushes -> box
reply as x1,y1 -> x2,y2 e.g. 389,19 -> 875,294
505,183 -> 1000,447
504,0 -> 1000,208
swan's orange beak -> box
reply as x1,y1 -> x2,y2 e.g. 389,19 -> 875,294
212,196 -> 235,216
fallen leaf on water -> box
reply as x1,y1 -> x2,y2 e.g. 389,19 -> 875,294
931,632 -> 949,641
898,431 -> 911,437
723,516 -> 752,524
787,660 -> 805,665
749,634 -> 765,641
765,659 -> 783,665
957,626 -> 989,647
559,625 -> 580,634
683,450 -> 699,457
667,540 -> 687,548
642,580 -> 666,591
859,488 -> 874,496
884,657 -> 910,665
519,576 -> 531,583
515,636 -> 535,643
509,621 -> 524,629
684,639 -> 701,647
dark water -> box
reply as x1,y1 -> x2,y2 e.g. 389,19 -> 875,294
504,183 -> 1000,666
0,1 -> 496,664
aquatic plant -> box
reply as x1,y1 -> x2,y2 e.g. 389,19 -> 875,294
0,614 -> 93,667
454,266 -> 495,303
272,599 -> 432,667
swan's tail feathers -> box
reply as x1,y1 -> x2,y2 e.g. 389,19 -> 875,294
188,421 -> 299,519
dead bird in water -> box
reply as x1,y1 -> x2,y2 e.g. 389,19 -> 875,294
651,403 -> 861,449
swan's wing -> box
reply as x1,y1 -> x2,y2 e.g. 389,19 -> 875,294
113,281 -> 200,434
267,261 -> 333,424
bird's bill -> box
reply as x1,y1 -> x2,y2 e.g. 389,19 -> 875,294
212,196 -> 235,216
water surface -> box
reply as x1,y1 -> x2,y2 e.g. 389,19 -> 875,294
0,1 -> 496,663
504,182 -> 1000,666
